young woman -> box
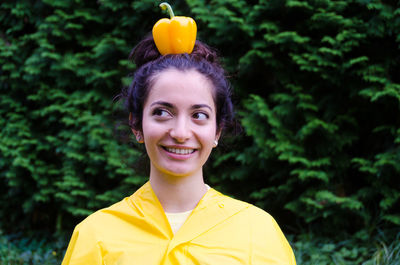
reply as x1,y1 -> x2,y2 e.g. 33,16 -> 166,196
61,35 -> 296,265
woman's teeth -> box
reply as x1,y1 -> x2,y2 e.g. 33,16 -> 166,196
165,147 -> 195,155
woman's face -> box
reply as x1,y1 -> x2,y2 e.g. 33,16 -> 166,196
140,68 -> 220,178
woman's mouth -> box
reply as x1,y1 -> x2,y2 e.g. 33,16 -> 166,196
162,146 -> 196,155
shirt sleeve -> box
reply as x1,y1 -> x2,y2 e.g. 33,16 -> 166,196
250,208 -> 296,265
61,222 -> 103,265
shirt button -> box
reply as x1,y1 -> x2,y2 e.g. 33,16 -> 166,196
218,203 -> 224,208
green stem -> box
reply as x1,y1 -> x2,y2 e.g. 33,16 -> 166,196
159,2 -> 175,18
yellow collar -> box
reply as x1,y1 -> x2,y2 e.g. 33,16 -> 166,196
126,182 -> 249,254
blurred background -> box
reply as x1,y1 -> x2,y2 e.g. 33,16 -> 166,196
1,0 -> 399,264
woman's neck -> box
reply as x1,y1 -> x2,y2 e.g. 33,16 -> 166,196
149,168 -> 208,213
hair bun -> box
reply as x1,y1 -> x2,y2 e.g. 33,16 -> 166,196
191,40 -> 220,65
129,35 -> 161,67
129,34 -> 221,68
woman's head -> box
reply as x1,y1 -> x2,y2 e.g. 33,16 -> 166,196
124,35 -> 234,134
140,68 -> 219,177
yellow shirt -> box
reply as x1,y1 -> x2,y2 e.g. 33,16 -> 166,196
62,182 -> 296,265
166,210 -> 193,234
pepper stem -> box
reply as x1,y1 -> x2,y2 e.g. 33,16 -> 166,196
159,2 -> 175,18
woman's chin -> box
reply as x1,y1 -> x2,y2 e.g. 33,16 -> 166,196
152,163 -> 201,179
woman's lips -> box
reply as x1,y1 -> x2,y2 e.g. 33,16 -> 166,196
163,147 -> 196,155
160,146 -> 198,159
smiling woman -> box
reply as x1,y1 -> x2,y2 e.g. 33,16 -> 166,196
61,34 -> 296,265
141,69 -> 218,181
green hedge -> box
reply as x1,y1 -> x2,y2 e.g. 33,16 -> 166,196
192,0 -> 400,234
0,0 -> 153,232
1,0 -> 399,236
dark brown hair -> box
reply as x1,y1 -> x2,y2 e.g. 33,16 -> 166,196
121,35 -> 234,133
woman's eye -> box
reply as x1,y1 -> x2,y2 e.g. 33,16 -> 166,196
193,112 -> 209,120
153,109 -> 170,117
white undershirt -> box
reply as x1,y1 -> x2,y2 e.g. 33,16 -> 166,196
165,184 -> 210,234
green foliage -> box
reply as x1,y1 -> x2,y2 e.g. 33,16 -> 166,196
0,0 -> 153,232
293,236 -> 369,264
293,230 -> 400,265
365,240 -> 400,265
192,0 -> 400,234
0,231 -> 65,264
1,0 -> 399,237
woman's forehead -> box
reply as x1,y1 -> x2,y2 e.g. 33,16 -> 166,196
145,69 -> 216,109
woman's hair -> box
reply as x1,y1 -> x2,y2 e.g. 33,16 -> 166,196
121,35 -> 234,133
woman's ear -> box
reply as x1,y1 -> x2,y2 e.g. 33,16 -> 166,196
213,129 -> 222,148
129,113 -> 144,143
134,130 -> 144,143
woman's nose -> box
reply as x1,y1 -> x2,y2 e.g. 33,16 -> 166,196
169,117 -> 192,142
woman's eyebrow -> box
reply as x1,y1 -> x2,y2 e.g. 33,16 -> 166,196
150,101 -> 174,108
150,101 -> 212,111
191,104 -> 212,111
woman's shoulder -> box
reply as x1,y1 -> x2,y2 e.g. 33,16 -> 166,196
74,197 -> 133,233
218,194 -> 296,263
216,191 -> 276,222
75,183 -> 153,231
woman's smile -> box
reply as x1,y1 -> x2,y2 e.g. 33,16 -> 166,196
161,145 -> 198,161
162,146 -> 197,155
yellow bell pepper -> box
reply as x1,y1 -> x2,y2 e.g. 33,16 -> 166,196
152,2 -> 197,55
